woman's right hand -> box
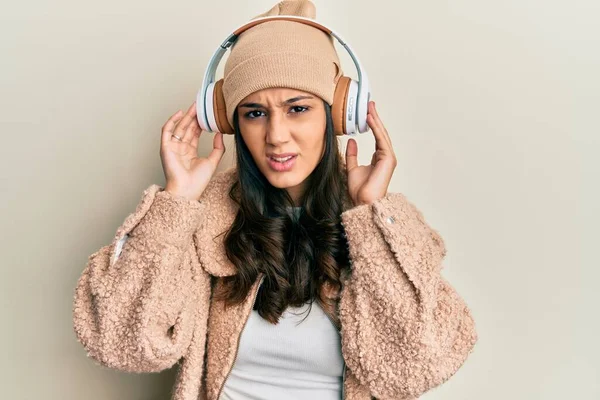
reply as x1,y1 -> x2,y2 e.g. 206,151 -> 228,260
160,101 -> 226,201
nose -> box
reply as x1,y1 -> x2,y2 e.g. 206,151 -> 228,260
265,112 -> 291,146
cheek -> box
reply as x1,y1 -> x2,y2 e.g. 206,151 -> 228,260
239,123 -> 264,153
298,133 -> 326,165
300,115 -> 327,153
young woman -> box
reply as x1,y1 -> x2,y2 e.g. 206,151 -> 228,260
72,1 -> 478,399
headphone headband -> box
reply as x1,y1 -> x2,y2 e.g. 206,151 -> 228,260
197,15 -> 370,135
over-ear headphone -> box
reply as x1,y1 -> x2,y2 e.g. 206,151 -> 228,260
196,15 -> 371,136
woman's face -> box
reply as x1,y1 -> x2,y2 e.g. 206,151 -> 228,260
236,87 -> 327,204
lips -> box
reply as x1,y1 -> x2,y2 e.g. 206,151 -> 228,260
267,154 -> 297,172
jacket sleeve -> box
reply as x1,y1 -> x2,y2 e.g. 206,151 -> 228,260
338,193 -> 478,400
72,184 -> 212,373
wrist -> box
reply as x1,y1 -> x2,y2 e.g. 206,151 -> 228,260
164,186 -> 198,202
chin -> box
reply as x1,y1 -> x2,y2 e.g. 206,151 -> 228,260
263,170 -> 304,189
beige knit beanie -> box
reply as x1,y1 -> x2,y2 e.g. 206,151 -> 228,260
222,0 -> 343,128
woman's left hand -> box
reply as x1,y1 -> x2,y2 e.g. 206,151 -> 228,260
345,101 -> 398,207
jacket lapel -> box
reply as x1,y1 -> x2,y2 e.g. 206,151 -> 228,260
194,167 -> 239,277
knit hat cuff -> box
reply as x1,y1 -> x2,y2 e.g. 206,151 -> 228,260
223,51 -> 342,127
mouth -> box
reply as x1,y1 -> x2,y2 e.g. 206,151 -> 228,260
267,154 -> 298,172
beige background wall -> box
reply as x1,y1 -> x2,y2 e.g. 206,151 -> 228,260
1,0 -> 598,399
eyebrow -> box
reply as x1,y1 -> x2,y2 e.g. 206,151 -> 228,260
238,95 -> 315,109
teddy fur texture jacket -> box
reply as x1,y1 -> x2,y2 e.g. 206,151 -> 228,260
72,167 -> 478,400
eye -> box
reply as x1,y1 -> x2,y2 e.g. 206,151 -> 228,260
289,106 -> 310,114
244,110 -> 265,119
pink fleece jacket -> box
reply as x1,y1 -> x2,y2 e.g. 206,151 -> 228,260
72,166 -> 478,400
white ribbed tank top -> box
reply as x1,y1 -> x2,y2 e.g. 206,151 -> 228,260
218,300 -> 344,400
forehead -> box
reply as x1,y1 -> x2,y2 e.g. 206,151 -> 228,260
240,87 -> 318,104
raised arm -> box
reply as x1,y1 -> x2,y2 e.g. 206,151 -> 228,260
73,100 -> 227,373
72,184 -> 212,373
339,192 -> 478,399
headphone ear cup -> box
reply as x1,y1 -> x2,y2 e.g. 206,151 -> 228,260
332,76 -> 351,136
213,79 -> 234,134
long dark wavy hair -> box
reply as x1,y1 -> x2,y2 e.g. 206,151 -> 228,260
212,99 -> 351,326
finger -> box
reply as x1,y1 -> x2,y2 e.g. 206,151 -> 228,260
368,114 -> 390,153
207,132 -> 226,166
372,155 -> 397,186
182,114 -> 200,143
174,102 -> 197,137
345,138 -> 359,171
367,102 -> 389,149
368,111 -> 397,168
369,101 -> 385,131
190,126 -> 202,148
367,112 -> 386,151
369,102 -> 393,151
162,110 -> 183,146
370,151 -> 377,166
